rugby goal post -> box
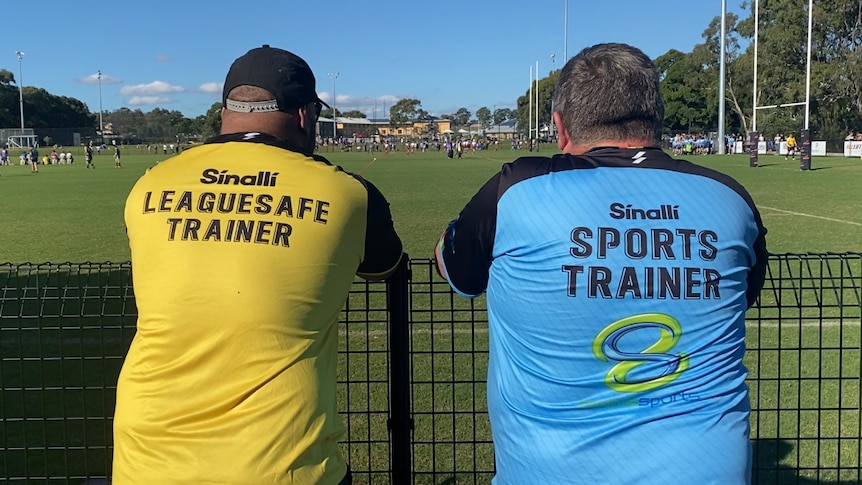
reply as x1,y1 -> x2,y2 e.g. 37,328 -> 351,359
750,0 -> 814,170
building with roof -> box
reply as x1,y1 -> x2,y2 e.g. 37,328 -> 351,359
315,115 -> 517,140
484,119 -> 520,140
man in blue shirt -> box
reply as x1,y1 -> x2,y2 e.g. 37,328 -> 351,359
435,43 -> 767,485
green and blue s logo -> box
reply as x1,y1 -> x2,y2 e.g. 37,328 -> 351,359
592,313 -> 690,393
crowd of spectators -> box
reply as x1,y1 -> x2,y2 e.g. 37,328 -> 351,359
667,133 -> 717,155
314,135 -> 548,155
666,131 -> 818,156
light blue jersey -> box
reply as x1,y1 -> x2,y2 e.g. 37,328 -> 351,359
437,148 -> 767,484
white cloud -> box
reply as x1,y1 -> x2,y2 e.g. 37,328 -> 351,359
321,94 -> 402,117
77,72 -> 122,85
119,81 -> 184,96
127,96 -> 173,106
197,82 -> 222,95
156,54 -> 171,62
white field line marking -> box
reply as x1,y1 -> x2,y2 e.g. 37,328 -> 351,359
341,319 -> 861,337
760,206 -> 862,227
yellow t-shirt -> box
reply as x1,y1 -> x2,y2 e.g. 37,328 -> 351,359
113,133 -> 401,484
787,135 -> 797,148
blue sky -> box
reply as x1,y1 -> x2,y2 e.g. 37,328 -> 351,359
7,0 -> 746,120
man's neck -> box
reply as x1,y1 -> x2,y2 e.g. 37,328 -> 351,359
564,140 -> 655,156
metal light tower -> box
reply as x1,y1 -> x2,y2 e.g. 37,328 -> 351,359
16,51 -> 24,130
97,70 -> 104,134
718,0 -> 727,154
328,72 -> 339,139
550,54 -> 556,140
563,0 -> 568,62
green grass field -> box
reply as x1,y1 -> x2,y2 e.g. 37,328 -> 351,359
1,145 -> 861,263
1,146 -> 860,483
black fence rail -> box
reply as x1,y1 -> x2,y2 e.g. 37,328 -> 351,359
1,254 -> 860,484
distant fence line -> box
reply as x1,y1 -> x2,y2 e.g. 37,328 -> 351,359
1,253 -> 860,484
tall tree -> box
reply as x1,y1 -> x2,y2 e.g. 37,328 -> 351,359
339,110 -> 366,119
106,108 -> 146,139
0,69 -> 15,85
493,108 -> 513,124
656,49 -> 711,133
695,11 -> 751,134
806,0 -> 862,139
0,85 -> 95,129
201,103 -> 223,139
516,71 -> 557,137
320,107 -> 341,118
476,106 -> 492,129
453,107 -> 471,127
389,98 -> 421,125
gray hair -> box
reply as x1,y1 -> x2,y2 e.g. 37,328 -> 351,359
552,43 -> 664,146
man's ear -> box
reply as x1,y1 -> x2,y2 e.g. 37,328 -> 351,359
554,112 -> 569,151
297,104 -> 312,133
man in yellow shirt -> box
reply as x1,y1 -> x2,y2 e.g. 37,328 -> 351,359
113,44 -> 403,484
786,133 -> 797,160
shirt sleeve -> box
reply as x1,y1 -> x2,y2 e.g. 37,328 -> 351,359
746,208 -> 769,308
353,175 -> 403,280
435,172 -> 500,297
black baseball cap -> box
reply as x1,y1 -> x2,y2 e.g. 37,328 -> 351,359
222,44 -> 330,113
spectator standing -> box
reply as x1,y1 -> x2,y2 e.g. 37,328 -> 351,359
113,44 -> 403,485
434,42 -> 768,485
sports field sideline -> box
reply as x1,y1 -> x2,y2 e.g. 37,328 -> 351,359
0,147 -> 861,263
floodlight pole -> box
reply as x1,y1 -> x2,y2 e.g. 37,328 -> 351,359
551,54 -> 557,140
328,72 -> 339,139
16,51 -> 24,131
529,65 -> 533,143
804,0 -> 813,129
495,104 -> 500,141
98,70 -> 104,134
718,0 -> 727,154
564,0 -> 568,62
535,61 -> 539,145
752,0 -> 759,133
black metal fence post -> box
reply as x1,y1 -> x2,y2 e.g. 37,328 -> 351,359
386,253 -> 413,484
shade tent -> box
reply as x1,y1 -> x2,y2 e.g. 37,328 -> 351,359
442,129 -> 455,134
457,129 -> 469,134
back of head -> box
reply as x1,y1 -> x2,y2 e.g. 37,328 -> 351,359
552,43 -> 664,147
220,44 -> 329,143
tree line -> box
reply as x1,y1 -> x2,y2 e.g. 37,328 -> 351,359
2,1 -> 860,143
515,0 -> 862,142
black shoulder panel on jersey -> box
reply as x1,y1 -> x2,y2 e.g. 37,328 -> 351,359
494,154 -> 601,203
349,173 -> 403,279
